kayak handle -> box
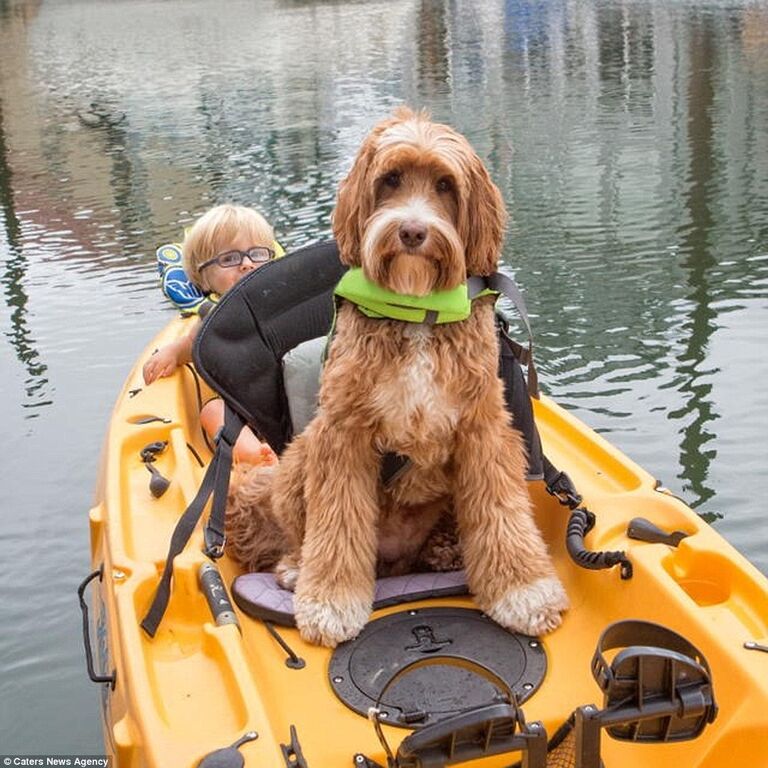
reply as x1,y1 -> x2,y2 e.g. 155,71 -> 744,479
140,441 -> 171,498
77,566 -> 116,689
566,508 -> 633,580
198,563 -> 240,630
627,517 -> 689,547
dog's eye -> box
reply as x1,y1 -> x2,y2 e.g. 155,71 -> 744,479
436,177 -> 454,194
382,171 -> 402,189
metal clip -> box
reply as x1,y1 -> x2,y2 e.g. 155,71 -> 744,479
203,529 -> 226,560
545,471 -> 583,509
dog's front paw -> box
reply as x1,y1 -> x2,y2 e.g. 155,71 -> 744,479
275,556 -> 300,591
486,576 -> 569,637
294,594 -> 371,647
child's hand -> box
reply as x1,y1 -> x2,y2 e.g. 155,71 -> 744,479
143,346 -> 180,384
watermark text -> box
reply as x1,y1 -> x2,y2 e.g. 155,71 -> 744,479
2,758 -> 111,767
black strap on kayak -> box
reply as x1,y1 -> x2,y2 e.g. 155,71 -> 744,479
141,403 -> 244,638
542,455 -> 583,509
468,272 -> 538,397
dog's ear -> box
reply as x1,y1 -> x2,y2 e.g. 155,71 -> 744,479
333,110 -> 414,266
460,155 -> 507,276
332,133 -> 379,267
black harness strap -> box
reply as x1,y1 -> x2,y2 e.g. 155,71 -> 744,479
468,272 -> 534,340
468,272 -> 539,397
203,404 -> 244,558
141,403 -> 244,637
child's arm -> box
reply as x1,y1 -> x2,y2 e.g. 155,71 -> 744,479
143,319 -> 201,384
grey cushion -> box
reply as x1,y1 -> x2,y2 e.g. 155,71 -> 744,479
282,336 -> 325,436
232,570 -> 469,627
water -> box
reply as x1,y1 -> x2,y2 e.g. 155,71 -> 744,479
0,0 -> 766,754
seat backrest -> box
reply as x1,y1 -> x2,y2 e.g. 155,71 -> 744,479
193,240 -> 345,454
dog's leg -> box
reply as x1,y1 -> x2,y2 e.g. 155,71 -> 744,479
454,422 -> 568,636
270,435 -> 310,589
225,465 -> 285,572
292,423 -> 380,647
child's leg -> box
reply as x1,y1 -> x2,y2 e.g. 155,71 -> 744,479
200,398 -> 277,466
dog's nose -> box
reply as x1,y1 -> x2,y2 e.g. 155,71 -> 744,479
399,220 -> 428,249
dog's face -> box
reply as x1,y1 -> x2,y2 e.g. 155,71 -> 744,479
333,108 -> 507,296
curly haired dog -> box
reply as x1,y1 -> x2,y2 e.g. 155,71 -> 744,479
227,107 -> 568,646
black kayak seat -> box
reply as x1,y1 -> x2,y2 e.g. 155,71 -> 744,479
194,239 -> 346,455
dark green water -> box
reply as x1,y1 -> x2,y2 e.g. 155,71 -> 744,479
0,0 -> 766,754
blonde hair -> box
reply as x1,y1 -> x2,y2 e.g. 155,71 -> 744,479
183,204 -> 274,290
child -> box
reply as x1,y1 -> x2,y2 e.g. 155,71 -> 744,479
143,204 -> 278,466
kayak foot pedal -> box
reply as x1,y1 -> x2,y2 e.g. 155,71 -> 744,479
569,619 -> 719,768
360,650 -> 547,768
591,619 -> 718,741
392,701 -> 546,768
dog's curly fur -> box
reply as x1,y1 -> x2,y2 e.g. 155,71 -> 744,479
226,107 -> 568,646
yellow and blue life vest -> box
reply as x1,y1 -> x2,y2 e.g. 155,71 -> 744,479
156,241 -> 285,317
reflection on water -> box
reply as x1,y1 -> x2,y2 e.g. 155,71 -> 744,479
0,94 -> 51,415
0,0 -> 766,753
676,14 -> 719,514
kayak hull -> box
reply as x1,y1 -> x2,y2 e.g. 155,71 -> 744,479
86,318 -> 768,767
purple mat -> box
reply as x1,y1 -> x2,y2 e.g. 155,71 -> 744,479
232,570 -> 469,627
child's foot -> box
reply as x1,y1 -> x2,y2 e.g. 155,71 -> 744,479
234,439 -> 278,467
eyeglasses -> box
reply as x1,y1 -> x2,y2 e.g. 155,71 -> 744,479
198,246 -> 275,271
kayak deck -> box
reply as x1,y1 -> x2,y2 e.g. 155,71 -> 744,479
89,317 -> 768,767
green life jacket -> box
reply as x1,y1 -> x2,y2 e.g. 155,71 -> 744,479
332,266 -> 538,395
333,267 -> 495,325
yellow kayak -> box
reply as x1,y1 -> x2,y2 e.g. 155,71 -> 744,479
83,315 -> 768,768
